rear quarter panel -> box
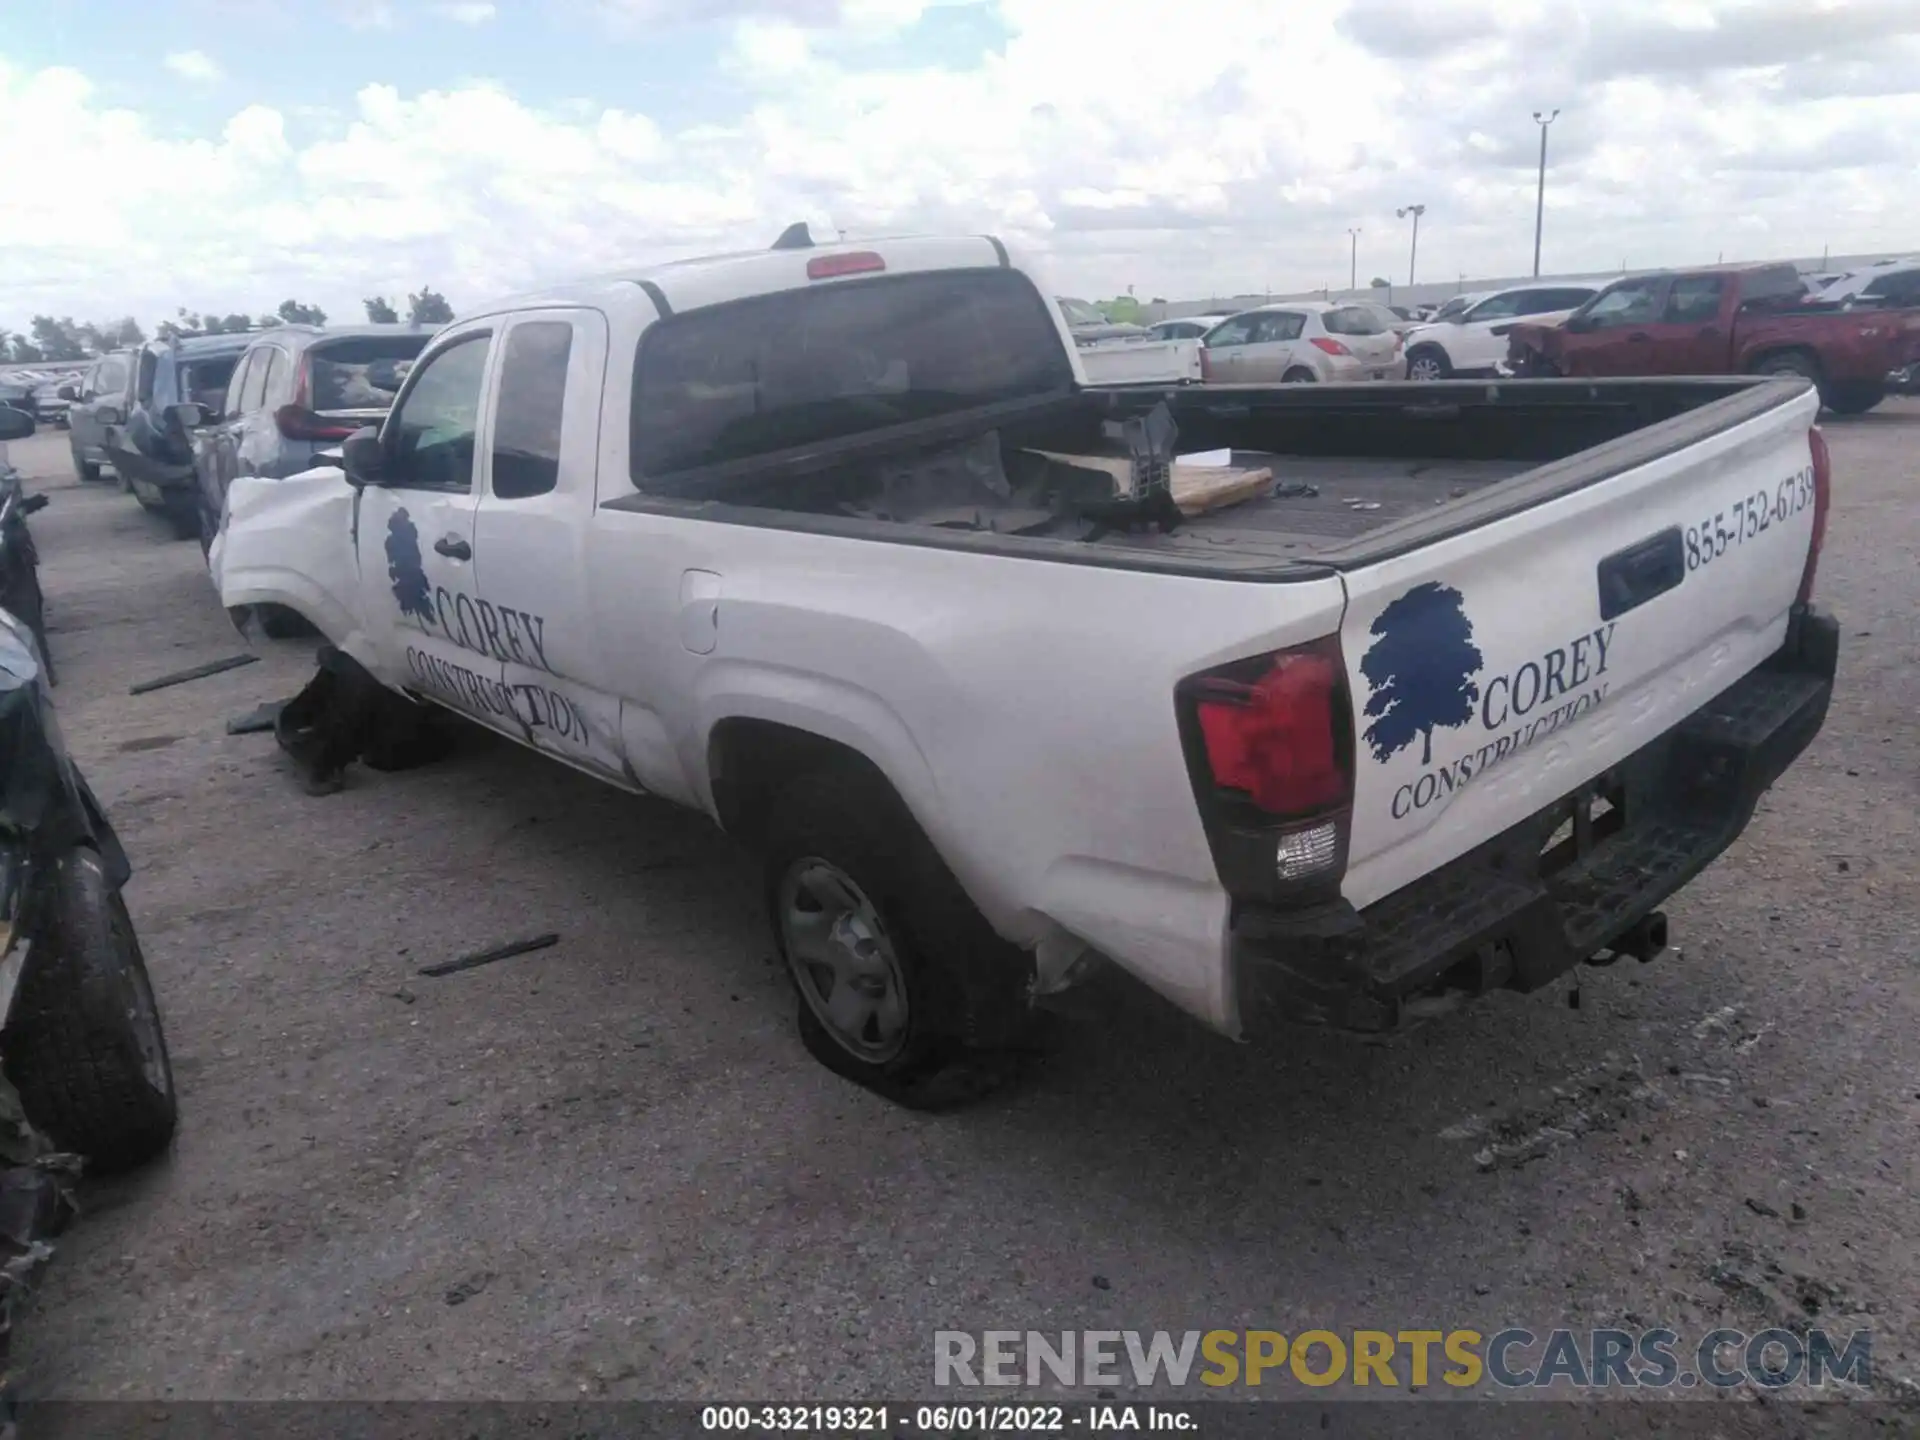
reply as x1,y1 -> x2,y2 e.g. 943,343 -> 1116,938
1734,312 -> 1917,381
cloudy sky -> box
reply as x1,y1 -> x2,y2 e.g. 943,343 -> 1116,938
3,0 -> 1918,330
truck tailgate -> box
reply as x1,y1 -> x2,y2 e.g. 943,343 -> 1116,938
1337,384 -> 1822,910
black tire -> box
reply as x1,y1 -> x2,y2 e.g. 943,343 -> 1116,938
257,603 -> 316,640
1406,346 -> 1451,381
1822,381 -> 1885,416
197,497 -> 218,558
165,501 -> 201,542
761,764 -> 1033,1110
1752,349 -> 1820,385
3,849 -> 178,1174
1282,367 -> 1318,384
71,451 -> 100,484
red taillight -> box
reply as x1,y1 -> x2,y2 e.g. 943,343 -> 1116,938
275,403 -> 358,442
1310,337 -> 1351,357
1800,425 -> 1832,604
807,252 -> 886,281
1189,644 -> 1350,817
292,354 -> 311,409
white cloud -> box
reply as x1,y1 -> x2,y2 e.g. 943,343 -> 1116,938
435,0 -> 497,21
5,0 -> 1920,329
162,50 -> 223,83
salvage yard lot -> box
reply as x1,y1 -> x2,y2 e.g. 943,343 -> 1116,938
8,409 -> 1920,1401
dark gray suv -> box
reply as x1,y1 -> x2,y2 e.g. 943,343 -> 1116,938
190,323 -> 432,552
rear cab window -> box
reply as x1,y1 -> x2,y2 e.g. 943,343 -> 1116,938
309,334 -> 429,411
1322,306 -> 1389,336
631,268 -> 1075,487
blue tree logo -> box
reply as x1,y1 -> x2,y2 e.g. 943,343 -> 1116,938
1359,581 -> 1484,766
386,507 -> 435,625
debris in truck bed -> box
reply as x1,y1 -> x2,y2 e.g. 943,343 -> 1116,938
418,932 -> 560,979
276,647 -> 451,793
128,653 -> 259,695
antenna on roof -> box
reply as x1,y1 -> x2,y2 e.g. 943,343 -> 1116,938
771,222 -> 815,251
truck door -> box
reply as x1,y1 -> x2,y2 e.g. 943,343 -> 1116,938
353,324 -> 524,739
1630,275 -> 1730,376
470,308 -> 635,786
1554,276 -> 1671,376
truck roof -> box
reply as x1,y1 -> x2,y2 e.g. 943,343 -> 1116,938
461,232 -> 1017,323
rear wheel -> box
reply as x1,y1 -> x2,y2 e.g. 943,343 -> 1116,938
70,450 -> 100,484
1753,349 -> 1820,385
2,848 -> 178,1174
257,604 -> 316,640
762,764 -> 1033,1109
1822,381 -> 1885,416
1406,346 -> 1451,382
1282,367 -> 1318,384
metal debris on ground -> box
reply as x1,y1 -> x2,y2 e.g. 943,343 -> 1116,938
129,653 -> 259,696
0,1070 -> 79,1396
419,932 -> 560,979
1271,481 -> 1320,499
225,700 -> 286,736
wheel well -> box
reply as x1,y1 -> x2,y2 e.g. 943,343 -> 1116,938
1748,346 -> 1823,380
707,718 -> 900,846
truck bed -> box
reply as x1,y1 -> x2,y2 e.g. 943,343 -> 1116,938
613,375 -> 1802,579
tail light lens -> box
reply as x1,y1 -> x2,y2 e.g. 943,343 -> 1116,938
1799,425 -> 1832,604
1311,338 -> 1351,357
275,404 -> 358,442
1177,638 -> 1355,902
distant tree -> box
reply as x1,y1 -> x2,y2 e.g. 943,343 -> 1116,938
1369,277 -> 1391,289
363,295 -> 400,324
101,316 -> 145,347
27,317 -> 89,361
1359,581 -> 1484,767
277,299 -> 328,326
5,339 -> 41,362
407,287 -> 454,325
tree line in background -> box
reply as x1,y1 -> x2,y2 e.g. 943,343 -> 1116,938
0,287 -> 456,364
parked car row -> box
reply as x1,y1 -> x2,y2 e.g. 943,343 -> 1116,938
59,325 -> 431,550
0,369 -> 84,429
1502,263 -> 1920,415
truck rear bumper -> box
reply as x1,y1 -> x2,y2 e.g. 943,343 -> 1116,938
1233,605 -> 1838,1035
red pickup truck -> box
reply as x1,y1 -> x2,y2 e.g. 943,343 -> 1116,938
1506,263 -> 1920,414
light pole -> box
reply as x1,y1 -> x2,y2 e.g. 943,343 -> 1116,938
1532,109 -> 1558,277
1396,205 -> 1425,286
1347,228 -> 1361,292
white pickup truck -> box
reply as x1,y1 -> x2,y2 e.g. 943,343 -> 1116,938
213,231 -> 1839,1107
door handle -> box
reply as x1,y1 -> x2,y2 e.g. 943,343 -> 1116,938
434,536 -> 471,561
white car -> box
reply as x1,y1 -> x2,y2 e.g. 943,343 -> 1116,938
1815,258 -> 1920,304
213,229 -> 1838,1107
1199,302 -> 1407,383
1149,315 -> 1230,341
1403,284 -> 1601,381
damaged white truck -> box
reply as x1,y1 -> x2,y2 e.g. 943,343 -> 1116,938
212,229 -> 1839,1106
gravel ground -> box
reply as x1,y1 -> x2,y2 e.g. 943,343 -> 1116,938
4,408 -> 1917,1406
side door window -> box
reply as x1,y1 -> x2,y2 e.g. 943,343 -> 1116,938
1581,280 -> 1666,330
384,334 -> 492,492
490,322 -> 573,500
1664,277 -> 1726,324
238,349 -> 272,415
224,352 -> 257,420
259,348 -> 291,410
1203,317 -> 1255,348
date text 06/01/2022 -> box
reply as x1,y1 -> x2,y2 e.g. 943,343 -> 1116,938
698,1404 -> 1197,1433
